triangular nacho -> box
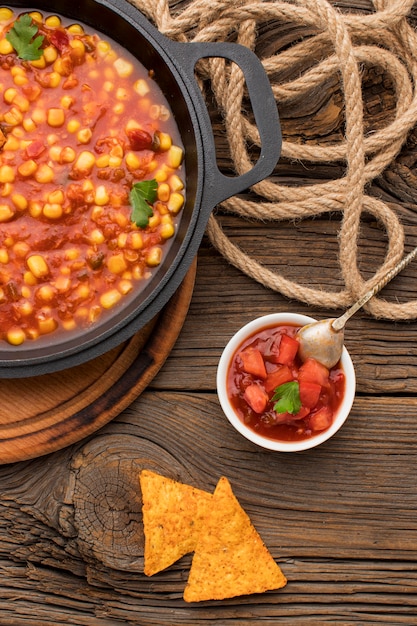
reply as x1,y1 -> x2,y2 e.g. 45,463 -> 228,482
140,469 -> 212,576
183,476 -> 287,602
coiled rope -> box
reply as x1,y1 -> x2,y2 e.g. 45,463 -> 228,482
131,0 -> 417,319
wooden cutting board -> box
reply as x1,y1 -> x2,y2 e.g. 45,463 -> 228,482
0,259 -> 196,464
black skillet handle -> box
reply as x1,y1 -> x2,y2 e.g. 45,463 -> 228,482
168,40 -> 282,207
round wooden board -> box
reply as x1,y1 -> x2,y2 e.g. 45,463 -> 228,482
0,259 -> 197,464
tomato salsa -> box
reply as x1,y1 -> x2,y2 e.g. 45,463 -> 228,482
227,323 -> 346,442
0,8 -> 185,346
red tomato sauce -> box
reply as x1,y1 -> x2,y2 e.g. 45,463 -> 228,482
0,9 -> 185,346
227,323 -> 346,442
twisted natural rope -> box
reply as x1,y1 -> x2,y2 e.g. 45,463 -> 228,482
130,0 -> 417,319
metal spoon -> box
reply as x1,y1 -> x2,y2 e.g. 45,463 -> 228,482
297,246 -> 417,369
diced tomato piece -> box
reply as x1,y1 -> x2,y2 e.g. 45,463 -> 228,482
298,358 -> 329,387
299,381 -> 321,409
25,140 -> 45,159
264,365 -> 293,393
243,384 -> 269,413
277,334 -> 299,365
309,406 -> 333,431
274,405 -> 310,424
239,348 -> 267,379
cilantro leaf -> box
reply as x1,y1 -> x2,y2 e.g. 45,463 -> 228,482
129,179 -> 158,228
272,381 -> 302,415
6,14 -> 44,61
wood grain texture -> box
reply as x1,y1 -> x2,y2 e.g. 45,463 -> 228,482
1,0 -> 417,623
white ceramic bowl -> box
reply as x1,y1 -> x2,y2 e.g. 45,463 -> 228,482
216,313 -> 356,452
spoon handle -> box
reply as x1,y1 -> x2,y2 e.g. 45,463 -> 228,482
332,245 -> 417,332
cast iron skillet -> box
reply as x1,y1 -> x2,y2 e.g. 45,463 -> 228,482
0,0 -> 282,377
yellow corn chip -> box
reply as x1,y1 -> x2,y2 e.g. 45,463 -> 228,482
183,476 -> 287,602
140,469 -> 212,576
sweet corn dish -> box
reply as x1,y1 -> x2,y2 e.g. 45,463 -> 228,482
0,8 -> 185,345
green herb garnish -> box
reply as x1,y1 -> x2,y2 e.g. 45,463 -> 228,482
6,14 -> 44,61
272,381 -> 301,415
129,179 -> 158,228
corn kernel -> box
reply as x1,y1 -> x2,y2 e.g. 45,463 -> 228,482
45,15 -> 61,28
23,271 -> 36,286
4,107 -> 23,126
94,185 -> 109,206
29,201 -> 42,218
38,316 -> 58,335
125,151 -> 141,171
148,214 -> 160,229
114,58 -> 133,78
160,222 -> 175,239
60,147 -> 76,163
168,192 -> 184,214
43,45 -> 58,64
113,103 -> 124,115
0,204 -> 13,221
117,233 -> 128,248
97,40 -> 111,56
133,78 -> 150,97
4,87 -> 17,104
158,132 -> 172,152
67,24 -> 84,34
48,189 -> 64,204
65,248 -> 80,261
48,72 -> 61,88
27,255 -> 49,278
13,94 -> 29,112
7,327 -> 25,346
62,318 -> 76,331
169,174 -> 184,192
146,246 -> 162,267
13,241 -> 30,257
54,275 -> 71,291
0,183 -> 12,197
75,284 -> 90,300
23,117 -> 36,132
61,95 -> 74,109
157,183 -> 170,202
32,108 -> 46,124
154,168 -> 168,183
13,73 -> 28,86
4,136 -> 19,151
47,108 -> 65,127
18,159 -> 37,177
70,39 -> 86,60
100,288 -> 122,309
90,229 -> 105,244
36,285 -> 55,302
49,146 -> 62,161
108,155 -> 122,167
103,81 -> 114,93
0,38 -> 13,54
130,232 -> 143,249
67,119 -> 80,133
11,194 -> 28,211
29,11 -> 42,23
0,165 -> 15,183
35,164 -> 54,184
30,56 -> 46,69
0,8 -> 13,21
18,301 -> 33,316
167,145 -> 183,168
77,128 -> 92,144
119,279 -> 133,295
116,87 -> 128,100
107,253 -> 127,274
96,154 -> 110,168
0,248 -> 8,263
43,203 -> 63,219
74,150 -> 95,173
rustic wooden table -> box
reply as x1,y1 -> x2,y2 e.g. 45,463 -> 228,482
2,1 -> 417,624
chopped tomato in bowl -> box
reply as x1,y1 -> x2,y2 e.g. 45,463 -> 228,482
217,313 -> 356,452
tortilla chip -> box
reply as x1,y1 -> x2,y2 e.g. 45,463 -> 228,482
140,469 -> 212,576
183,476 -> 287,602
